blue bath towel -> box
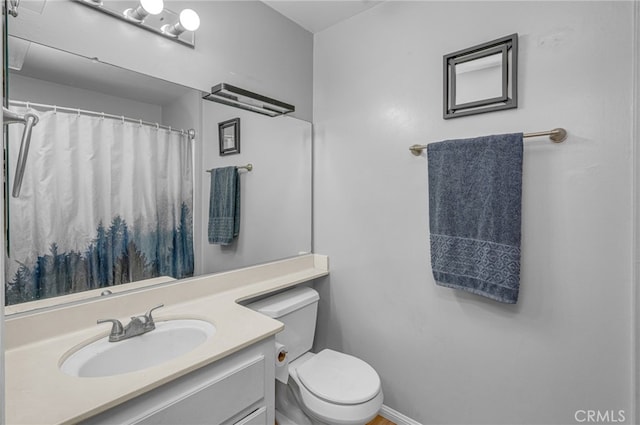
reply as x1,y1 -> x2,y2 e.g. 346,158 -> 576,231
208,166 -> 240,245
427,133 -> 523,304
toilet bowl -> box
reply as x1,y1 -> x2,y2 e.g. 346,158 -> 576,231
285,351 -> 383,425
247,287 -> 383,425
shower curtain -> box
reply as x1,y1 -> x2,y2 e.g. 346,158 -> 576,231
5,106 -> 194,305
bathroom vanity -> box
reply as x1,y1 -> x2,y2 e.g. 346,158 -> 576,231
84,338 -> 274,425
4,254 -> 328,425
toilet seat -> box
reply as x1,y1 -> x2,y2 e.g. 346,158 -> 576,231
288,350 -> 383,425
296,349 -> 381,405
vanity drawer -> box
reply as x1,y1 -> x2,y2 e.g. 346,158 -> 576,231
233,407 -> 267,425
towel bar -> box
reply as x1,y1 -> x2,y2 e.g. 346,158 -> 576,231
409,128 -> 567,156
236,164 -> 253,172
206,163 -> 253,173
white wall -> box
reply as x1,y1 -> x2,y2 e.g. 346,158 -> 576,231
10,0 -> 313,121
199,101 -> 312,274
313,2 -> 635,424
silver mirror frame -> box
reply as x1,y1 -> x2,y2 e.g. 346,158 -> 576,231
443,33 -> 518,119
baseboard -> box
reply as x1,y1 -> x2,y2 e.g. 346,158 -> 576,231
380,405 -> 423,425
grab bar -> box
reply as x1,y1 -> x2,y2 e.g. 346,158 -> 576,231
3,106 -> 39,197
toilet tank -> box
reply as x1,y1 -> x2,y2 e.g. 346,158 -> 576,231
247,286 -> 319,362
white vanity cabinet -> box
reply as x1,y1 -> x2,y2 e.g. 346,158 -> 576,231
82,338 -> 275,425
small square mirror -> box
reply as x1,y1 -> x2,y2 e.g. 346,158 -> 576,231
218,118 -> 240,156
444,33 -> 518,119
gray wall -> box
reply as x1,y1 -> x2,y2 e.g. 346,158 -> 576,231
9,0 -> 314,121
313,2 -> 635,424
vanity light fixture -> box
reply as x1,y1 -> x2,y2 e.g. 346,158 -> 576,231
203,83 -> 295,117
162,9 -> 201,37
73,0 -> 199,48
123,0 -> 164,23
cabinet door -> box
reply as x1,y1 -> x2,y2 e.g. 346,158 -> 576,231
234,407 -> 267,425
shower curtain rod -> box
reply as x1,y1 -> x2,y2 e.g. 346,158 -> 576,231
408,128 -> 567,156
9,100 -> 197,140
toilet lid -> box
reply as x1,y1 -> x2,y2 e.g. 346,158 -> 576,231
296,349 -> 381,405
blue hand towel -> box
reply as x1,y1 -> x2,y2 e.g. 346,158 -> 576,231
208,166 -> 240,245
427,133 -> 523,304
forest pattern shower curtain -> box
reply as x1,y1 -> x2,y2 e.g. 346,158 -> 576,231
5,107 -> 194,305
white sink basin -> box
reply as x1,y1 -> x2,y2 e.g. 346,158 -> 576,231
60,319 -> 216,378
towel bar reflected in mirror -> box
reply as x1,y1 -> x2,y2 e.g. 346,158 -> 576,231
206,163 -> 253,173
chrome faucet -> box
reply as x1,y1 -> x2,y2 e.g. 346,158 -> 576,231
97,304 -> 164,342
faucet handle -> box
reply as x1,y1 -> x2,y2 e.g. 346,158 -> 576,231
144,304 -> 164,329
97,319 -> 124,341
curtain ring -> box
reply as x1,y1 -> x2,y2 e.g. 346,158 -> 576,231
101,112 -> 105,120
121,116 -> 125,124
139,119 -> 143,127
77,109 -> 81,117
155,123 -> 159,130
168,126 -> 172,133
53,105 -> 57,114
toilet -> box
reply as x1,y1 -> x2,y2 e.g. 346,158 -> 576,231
248,286 -> 383,425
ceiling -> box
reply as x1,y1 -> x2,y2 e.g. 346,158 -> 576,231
262,0 -> 384,34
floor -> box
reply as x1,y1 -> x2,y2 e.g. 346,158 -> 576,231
367,416 -> 396,425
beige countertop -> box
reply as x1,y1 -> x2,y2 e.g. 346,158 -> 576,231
4,254 -> 329,425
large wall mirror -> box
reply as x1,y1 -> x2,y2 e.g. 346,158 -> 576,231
3,35 -> 312,313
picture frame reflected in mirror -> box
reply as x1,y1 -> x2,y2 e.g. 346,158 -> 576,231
218,118 -> 240,156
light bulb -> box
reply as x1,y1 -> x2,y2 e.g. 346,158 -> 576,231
161,8 -> 200,37
179,9 -> 200,31
123,0 -> 164,22
140,0 -> 163,15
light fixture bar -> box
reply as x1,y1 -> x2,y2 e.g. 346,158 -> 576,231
202,83 -> 295,117
73,0 -> 197,48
